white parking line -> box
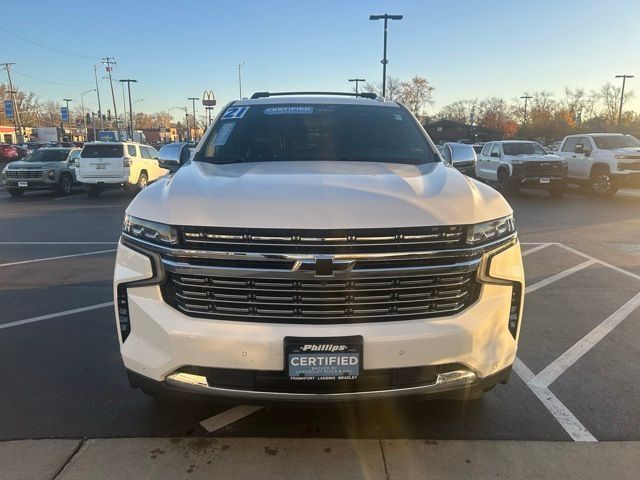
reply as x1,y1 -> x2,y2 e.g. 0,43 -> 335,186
0,302 -> 113,330
521,243 -> 552,257
0,241 -> 118,245
0,249 -> 116,267
513,357 -> 597,442
531,290 -> 640,389
55,194 -> 86,200
200,405 -> 263,432
555,243 -> 640,282
525,259 -> 596,294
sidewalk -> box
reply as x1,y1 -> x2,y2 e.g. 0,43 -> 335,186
2,438 -> 640,480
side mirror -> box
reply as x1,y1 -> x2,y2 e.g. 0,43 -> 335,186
490,152 -> 500,158
158,144 -> 186,172
574,144 -> 584,154
451,148 -> 477,167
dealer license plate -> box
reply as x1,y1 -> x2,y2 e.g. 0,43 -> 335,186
285,336 -> 363,381
18,181 -> 28,187
540,177 -> 550,184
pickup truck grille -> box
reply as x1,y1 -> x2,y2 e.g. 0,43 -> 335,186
178,225 -> 465,254
513,161 -> 566,176
5,170 -> 43,179
162,269 -> 480,324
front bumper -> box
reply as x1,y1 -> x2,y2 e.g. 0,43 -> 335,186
114,238 -> 524,401
2,177 -> 58,190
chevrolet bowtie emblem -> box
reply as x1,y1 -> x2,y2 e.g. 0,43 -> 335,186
298,257 -> 353,276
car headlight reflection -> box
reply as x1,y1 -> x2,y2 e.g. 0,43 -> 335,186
123,214 -> 178,246
467,215 -> 515,245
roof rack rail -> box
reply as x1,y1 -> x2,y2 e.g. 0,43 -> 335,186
250,91 -> 378,100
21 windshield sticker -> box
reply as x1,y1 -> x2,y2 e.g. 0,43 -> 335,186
221,106 -> 249,119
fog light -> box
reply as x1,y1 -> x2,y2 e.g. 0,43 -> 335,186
47,170 -> 56,180
117,284 -> 131,342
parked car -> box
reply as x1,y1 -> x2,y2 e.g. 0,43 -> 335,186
115,92 -> 524,404
476,140 -> 568,196
440,142 -> 477,177
472,143 -> 485,155
1,147 -> 81,197
549,141 -> 562,152
0,144 -> 19,166
556,133 -> 640,197
75,141 -> 166,197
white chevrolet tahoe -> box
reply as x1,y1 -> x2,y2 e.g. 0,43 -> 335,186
114,93 -> 525,403
557,133 -> 640,196
476,140 -> 568,196
75,141 -> 167,197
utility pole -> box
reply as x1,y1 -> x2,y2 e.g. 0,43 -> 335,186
520,95 -> 533,127
93,64 -> 104,131
80,89 -> 95,141
188,97 -> 199,141
120,81 -> 128,140
63,98 -> 73,140
119,79 -> 137,140
369,14 -> 403,98
2,63 -> 23,143
101,57 -> 119,139
615,74 -> 634,126
238,62 -> 245,98
348,78 -> 366,94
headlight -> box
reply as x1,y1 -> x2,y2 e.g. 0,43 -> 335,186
123,214 -> 178,245
467,215 -> 515,245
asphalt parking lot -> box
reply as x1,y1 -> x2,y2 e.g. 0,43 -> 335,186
1,185 -> 639,443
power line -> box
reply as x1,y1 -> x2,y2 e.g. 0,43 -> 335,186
0,21 -> 95,60
12,69 -> 93,86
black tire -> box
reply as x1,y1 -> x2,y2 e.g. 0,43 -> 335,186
498,169 -> 515,195
549,183 -> 566,197
87,185 -> 102,198
56,173 -> 73,195
7,188 -> 24,197
136,171 -> 149,191
590,168 -> 618,197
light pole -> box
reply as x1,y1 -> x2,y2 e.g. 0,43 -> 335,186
615,74 -> 634,126
520,95 -> 533,128
369,14 -> 403,98
93,64 -> 104,131
119,81 -> 128,140
101,58 -> 119,139
81,89 -> 96,141
238,62 -> 245,98
349,78 -> 366,94
119,79 -> 137,140
63,98 -> 73,140
188,97 -> 199,140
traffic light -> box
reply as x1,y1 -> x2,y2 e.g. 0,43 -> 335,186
86,113 -> 91,123
102,114 -> 106,122
107,109 -> 111,121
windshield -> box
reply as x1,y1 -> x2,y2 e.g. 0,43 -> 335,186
200,104 -> 436,165
81,144 -> 124,158
593,135 -> 640,150
502,142 -> 547,156
25,149 -> 70,162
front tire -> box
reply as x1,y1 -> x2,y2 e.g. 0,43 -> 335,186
57,173 -> 73,195
498,169 -> 516,195
7,188 -> 24,197
590,169 -> 618,197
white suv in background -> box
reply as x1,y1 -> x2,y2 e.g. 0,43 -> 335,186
476,140 -> 568,196
557,133 -> 640,196
75,142 -> 167,197
114,93 -> 525,404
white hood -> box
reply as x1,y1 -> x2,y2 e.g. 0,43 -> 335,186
127,161 -> 512,229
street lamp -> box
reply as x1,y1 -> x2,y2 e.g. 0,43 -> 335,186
119,79 -> 138,140
63,98 -> 73,140
238,62 -> 245,98
369,13 -> 403,98
615,75 -> 634,126
80,89 -> 96,141
348,78 -> 366,94
188,97 -> 199,141
520,95 -> 533,128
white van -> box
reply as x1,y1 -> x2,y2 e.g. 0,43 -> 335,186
75,142 -> 167,197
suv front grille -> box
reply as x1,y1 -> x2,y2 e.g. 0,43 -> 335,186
162,269 -> 480,324
514,161 -> 566,176
5,170 -> 43,179
178,225 -> 465,254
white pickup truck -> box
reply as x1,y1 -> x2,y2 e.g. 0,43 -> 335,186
557,133 -> 640,196
114,92 -> 525,404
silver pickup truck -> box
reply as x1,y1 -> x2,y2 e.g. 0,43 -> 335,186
1,147 -> 81,197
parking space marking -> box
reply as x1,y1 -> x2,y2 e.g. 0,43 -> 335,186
0,302 -> 113,330
521,243 -> 552,257
513,358 -> 597,442
525,259 -> 596,294
0,249 -> 116,267
531,290 -> 640,389
555,243 -> 640,282
55,194 -> 86,200
200,405 -> 263,433
0,241 -> 118,245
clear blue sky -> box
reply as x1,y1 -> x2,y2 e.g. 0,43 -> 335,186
2,0 -> 639,120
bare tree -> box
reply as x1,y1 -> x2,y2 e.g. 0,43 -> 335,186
397,76 -> 435,116
362,76 -> 404,101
